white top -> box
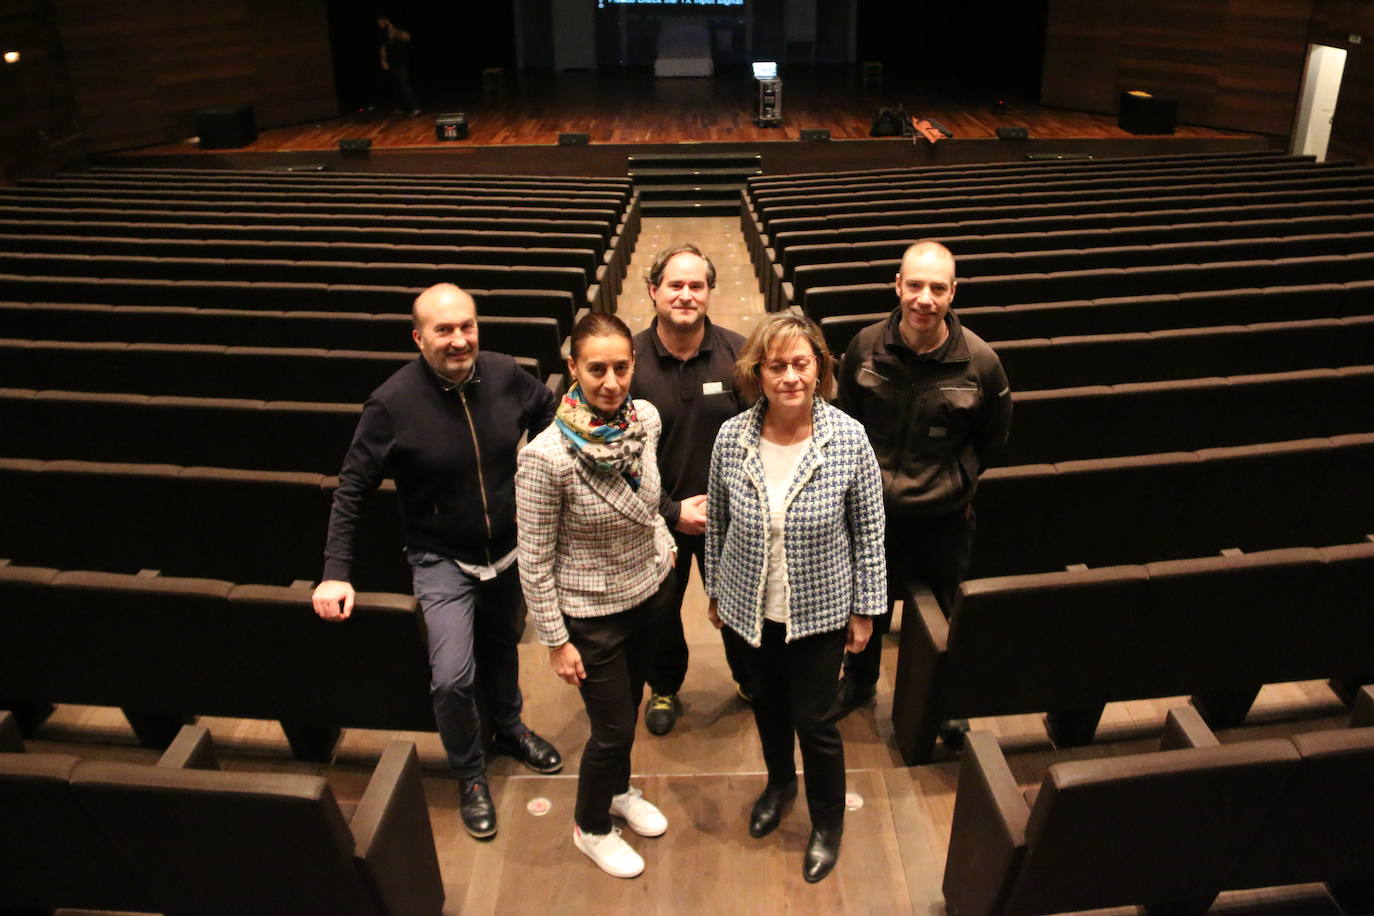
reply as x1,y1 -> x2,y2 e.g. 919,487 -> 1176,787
758,435 -> 810,624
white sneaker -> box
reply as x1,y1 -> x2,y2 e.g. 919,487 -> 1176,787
573,825 -> 645,878
610,785 -> 668,837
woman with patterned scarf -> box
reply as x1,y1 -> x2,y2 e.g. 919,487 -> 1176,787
515,312 -> 678,879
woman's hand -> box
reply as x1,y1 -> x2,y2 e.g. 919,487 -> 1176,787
549,641 -> 586,686
706,598 -> 723,630
845,614 -> 873,654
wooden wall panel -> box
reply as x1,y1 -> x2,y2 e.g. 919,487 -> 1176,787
53,0 -> 335,153
0,0 -> 83,182
1041,0 -> 1123,113
1118,0 -> 1226,123
1212,0 -> 1312,135
1043,0 -> 1313,136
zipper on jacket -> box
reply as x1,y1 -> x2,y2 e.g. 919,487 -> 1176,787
458,387 -> 494,564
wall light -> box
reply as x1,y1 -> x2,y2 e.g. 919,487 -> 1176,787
3,51 -> 19,64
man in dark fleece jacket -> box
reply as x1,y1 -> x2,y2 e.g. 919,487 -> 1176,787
313,283 -> 562,840
834,242 -> 1012,740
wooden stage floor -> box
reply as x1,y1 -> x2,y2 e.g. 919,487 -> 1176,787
119,67 -> 1269,167
26,215 -> 1351,914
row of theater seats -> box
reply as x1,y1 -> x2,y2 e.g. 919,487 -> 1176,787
1005,363 -> 1372,465
0,252 -> 603,309
0,302 -> 567,364
25,172 -> 632,199
1,218 -> 609,255
0,326 -> 564,400
779,229 -> 1374,310
975,433 -> 1374,579
0,204 -> 623,246
0,457 -> 410,590
754,171 -> 1374,260
0,283 -> 581,333
752,156 -> 1347,206
833,314 -> 1374,392
777,210 -> 1374,283
943,701 -> 1374,915
748,147 -> 1304,190
0,712 -> 443,914
818,279 -> 1374,351
0,566 -> 434,752
890,540 -> 1374,764
798,250 -> 1374,316
755,164 -> 1372,230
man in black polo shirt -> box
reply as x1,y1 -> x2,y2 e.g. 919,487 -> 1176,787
631,243 -> 751,736
312,283 -> 562,839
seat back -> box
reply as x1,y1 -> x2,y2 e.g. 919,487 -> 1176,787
72,761 -> 378,916
941,564 -> 1148,718
0,751 -> 153,911
1230,726 -> 1374,889
1003,740 -> 1298,915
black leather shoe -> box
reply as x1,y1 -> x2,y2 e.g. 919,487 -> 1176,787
803,826 -> 843,883
938,718 -> 970,751
492,726 -> 563,774
830,678 -> 876,720
459,777 -> 497,839
748,781 -> 798,838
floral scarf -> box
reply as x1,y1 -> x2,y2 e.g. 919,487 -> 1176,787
554,382 -> 645,490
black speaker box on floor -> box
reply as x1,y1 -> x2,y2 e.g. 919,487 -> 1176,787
1118,92 -> 1177,135
558,132 -> 590,146
800,128 -> 831,142
195,106 -> 257,149
338,138 -> 372,152
435,112 -> 468,141
995,126 -> 1029,141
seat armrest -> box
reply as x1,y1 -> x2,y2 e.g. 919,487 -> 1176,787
350,741 -> 444,916
943,731 -> 1030,916
1159,706 -> 1220,751
909,581 -> 950,654
1352,684 -> 1374,728
0,710 -> 23,752
157,724 -> 220,770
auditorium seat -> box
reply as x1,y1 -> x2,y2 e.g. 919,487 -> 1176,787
1033,450 -> 1199,574
1171,439 -> 1334,559
72,730 -> 443,916
0,707 -> 156,912
942,727 -> 1301,916
1309,433 -> 1374,546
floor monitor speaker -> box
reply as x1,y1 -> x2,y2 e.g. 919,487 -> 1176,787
558,132 -> 590,146
196,107 -> 257,149
800,128 -> 831,142
435,112 -> 468,141
995,126 -> 1029,140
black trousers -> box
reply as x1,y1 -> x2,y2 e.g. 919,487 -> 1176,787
844,508 -> 974,687
564,568 -> 676,834
724,621 -> 847,831
648,530 -> 752,696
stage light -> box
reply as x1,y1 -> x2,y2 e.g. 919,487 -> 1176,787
3,51 -> 20,64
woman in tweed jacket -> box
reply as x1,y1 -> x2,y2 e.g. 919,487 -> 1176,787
515,312 -> 677,880
704,313 -> 886,884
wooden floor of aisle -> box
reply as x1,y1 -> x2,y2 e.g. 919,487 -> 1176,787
25,216 -> 1353,914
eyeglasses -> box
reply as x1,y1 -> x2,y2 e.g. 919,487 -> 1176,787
761,356 -> 817,377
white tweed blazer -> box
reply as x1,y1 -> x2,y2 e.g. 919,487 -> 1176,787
516,399 -> 675,647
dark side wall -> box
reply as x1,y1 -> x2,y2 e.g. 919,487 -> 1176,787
1,0 -> 337,175
0,0 -> 81,183
1041,0 -> 1374,158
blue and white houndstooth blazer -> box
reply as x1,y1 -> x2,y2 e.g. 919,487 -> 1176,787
516,398 -> 675,648
705,397 -> 886,647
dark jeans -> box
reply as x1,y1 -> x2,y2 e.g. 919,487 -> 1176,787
565,568 -> 676,834
408,551 -> 526,780
648,530 -> 752,697
725,621 -> 847,831
843,508 -> 975,687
